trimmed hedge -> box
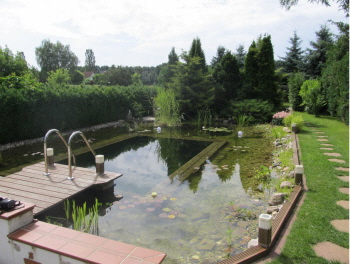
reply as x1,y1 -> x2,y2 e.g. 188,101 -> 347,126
0,84 -> 157,144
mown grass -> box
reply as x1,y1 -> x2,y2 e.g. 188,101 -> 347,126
269,113 -> 349,264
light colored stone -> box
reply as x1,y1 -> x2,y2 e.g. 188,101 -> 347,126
316,135 -> 328,138
339,188 -> 349,194
280,181 -> 293,189
337,200 -> 349,210
269,193 -> 285,206
329,159 -> 346,163
336,167 -> 349,172
247,238 -> 258,249
313,242 -> 349,264
323,153 -> 342,157
338,176 -> 349,182
320,148 -> 334,150
317,139 -> 329,141
331,219 -> 349,233
321,143 -> 334,146
266,206 -> 279,214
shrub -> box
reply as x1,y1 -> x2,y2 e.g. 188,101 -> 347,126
271,111 -> 290,126
283,114 -> 305,131
230,99 -> 274,124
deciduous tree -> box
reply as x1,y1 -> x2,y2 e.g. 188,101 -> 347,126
35,39 -> 79,82
85,49 -> 96,72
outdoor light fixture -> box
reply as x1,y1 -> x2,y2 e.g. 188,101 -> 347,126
46,148 -> 54,167
238,131 -> 243,138
258,214 -> 272,248
295,164 -> 304,185
96,155 -> 105,176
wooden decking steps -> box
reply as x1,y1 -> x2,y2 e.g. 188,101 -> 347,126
0,162 -> 122,215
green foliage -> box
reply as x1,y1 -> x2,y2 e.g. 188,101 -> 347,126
270,126 -> 287,139
288,72 -> 305,111
131,72 -> 143,85
70,70 -> 84,85
154,88 -> 181,126
65,199 -> 100,234
0,84 -> 157,144
321,22 -> 349,124
283,113 -> 305,131
0,46 -> 29,77
236,114 -> 251,127
299,79 -> 325,116
35,39 -> 79,82
189,37 -> 207,71
0,73 -> 39,90
84,49 -> 96,71
280,31 -> 305,73
230,99 -> 274,124
254,165 -> 271,181
168,52 -> 215,119
47,69 -> 71,84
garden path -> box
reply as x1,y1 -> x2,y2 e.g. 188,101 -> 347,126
311,129 -> 349,264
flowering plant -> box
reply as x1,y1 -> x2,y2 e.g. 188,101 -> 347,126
272,111 -> 290,125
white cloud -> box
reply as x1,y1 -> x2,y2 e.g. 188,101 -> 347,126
0,0 -> 347,67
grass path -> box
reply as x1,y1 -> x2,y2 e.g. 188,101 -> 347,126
269,113 -> 349,264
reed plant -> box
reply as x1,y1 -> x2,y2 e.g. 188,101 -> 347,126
64,198 -> 100,235
154,88 -> 181,126
196,108 -> 212,129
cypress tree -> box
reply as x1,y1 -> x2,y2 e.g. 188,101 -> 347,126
189,37 -> 207,71
242,41 -> 259,99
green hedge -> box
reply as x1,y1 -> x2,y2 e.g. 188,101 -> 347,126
0,84 -> 157,144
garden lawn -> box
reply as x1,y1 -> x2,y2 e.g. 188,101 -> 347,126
269,113 -> 349,264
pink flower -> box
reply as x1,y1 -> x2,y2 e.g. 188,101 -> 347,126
272,111 -> 290,119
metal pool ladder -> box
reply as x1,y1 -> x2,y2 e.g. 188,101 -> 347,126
43,129 -> 76,176
67,131 -> 96,180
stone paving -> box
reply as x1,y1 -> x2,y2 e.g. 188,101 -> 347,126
310,128 -> 349,264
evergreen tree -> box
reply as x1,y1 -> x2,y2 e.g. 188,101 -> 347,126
242,41 -> 259,99
306,24 -> 334,77
321,22 -> 349,123
168,47 -> 179,65
158,48 -> 179,86
211,46 -> 226,67
189,37 -> 207,71
85,49 -> 96,72
234,44 -> 246,70
257,35 -> 278,105
280,31 -> 305,73
168,52 -> 214,118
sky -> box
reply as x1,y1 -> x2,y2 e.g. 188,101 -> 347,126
0,0 -> 347,69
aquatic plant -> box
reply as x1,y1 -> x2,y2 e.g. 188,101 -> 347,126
236,114 -> 251,127
64,199 -> 101,235
254,165 -> 271,181
270,126 -> 287,139
196,108 -> 212,128
154,88 -> 181,126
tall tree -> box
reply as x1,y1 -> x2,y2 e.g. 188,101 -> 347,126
211,46 -> 226,67
280,0 -> 349,17
321,22 -> 349,123
85,49 -> 96,72
0,46 -> 29,77
305,24 -> 334,77
157,48 -> 179,86
35,39 -> 79,82
189,37 -> 207,71
242,41 -> 259,99
168,52 -> 214,118
234,44 -> 246,70
280,31 -> 305,73
257,35 -> 279,106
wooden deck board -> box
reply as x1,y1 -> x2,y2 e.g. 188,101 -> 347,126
0,162 -> 122,215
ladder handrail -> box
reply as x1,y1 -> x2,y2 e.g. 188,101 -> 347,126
43,129 -> 76,175
67,131 -> 96,180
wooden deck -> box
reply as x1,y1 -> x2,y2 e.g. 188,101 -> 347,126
0,162 -> 122,215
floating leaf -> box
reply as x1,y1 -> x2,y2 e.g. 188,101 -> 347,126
162,208 -> 171,212
146,207 -> 155,212
168,215 -> 176,219
159,213 -> 168,218
170,198 -> 177,201
118,206 -> 127,209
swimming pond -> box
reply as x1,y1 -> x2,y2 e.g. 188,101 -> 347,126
39,127 -> 275,263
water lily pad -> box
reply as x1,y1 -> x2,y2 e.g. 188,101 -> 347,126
159,213 -> 168,218
161,197 -> 168,200
128,204 -> 135,208
154,204 -> 162,207
118,205 -> 127,209
162,208 -> 171,212
194,166 -> 200,170
170,197 -> 177,201
146,207 -> 155,212
168,215 -> 176,218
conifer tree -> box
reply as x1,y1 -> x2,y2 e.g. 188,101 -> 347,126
189,37 -> 207,71
242,41 -> 259,99
211,46 -> 226,67
280,31 -> 305,73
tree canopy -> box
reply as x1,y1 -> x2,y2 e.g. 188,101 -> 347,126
35,39 -> 79,81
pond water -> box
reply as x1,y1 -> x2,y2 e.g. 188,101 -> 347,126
2,125 -> 275,263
